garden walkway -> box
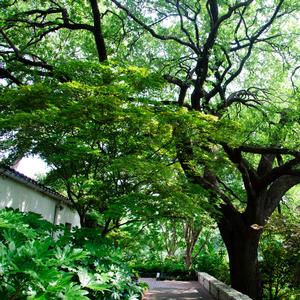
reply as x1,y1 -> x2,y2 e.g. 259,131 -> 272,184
140,278 -> 215,300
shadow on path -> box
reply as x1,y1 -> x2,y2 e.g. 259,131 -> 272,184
140,278 -> 215,300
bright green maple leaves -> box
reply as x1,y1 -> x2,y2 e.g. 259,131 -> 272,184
0,62 -> 235,225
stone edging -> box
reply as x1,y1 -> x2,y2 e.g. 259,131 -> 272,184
198,272 -> 253,300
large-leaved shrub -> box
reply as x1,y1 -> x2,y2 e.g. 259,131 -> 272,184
0,208 -> 144,300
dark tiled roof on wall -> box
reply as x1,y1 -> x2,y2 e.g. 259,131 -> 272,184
0,165 -> 73,207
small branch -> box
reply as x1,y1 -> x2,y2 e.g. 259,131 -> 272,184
111,0 -> 199,53
174,0 -> 196,49
291,66 -> 300,92
0,29 -> 54,71
216,178 -> 241,202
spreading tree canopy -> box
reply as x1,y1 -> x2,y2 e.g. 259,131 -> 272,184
0,1 -> 300,299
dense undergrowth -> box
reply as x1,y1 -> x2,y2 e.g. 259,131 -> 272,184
0,208 -> 299,300
0,208 -> 145,300
131,251 -> 229,283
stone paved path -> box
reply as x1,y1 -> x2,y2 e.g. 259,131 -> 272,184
140,278 -> 215,300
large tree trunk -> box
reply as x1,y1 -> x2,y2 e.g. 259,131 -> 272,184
218,206 -> 263,300
221,226 -> 262,299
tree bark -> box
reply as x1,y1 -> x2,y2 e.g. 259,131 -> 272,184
89,0 -> 107,62
183,222 -> 203,269
184,252 -> 193,270
218,209 -> 263,300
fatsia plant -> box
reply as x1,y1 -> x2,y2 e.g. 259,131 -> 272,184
0,208 -> 145,300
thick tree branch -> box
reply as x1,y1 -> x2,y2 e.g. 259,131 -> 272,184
0,66 -> 22,85
204,0 -> 253,54
239,145 -> 300,157
174,130 -> 237,212
163,74 -> 190,105
257,154 -> 276,177
222,144 -> 258,197
258,158 -> 300,190
265,175 -> 300,219
191,1 -> 253,110
89,0 -> 107,62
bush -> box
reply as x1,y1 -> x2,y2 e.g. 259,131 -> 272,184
260,212 -> 300,300
0,208 -> 145,300
132,258 -> 197,280
194,250 -> 230,284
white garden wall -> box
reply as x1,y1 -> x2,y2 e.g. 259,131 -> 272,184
0,169 -> 80,228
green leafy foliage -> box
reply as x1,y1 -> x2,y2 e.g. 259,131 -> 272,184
194,249 -> 229,285
260,202 -> 300,300
122,217 -> 229,282
1,1 -> 300,299
0,62 -> 232,231
0,208 -> 145,300
133,258 -> 197,281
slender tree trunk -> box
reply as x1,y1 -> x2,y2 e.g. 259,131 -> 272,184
161,222 -> 178,258
183,222 -> 203,269
184,251 -> 193,270
78,211 -> 86,227
219,214 -> 263,300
